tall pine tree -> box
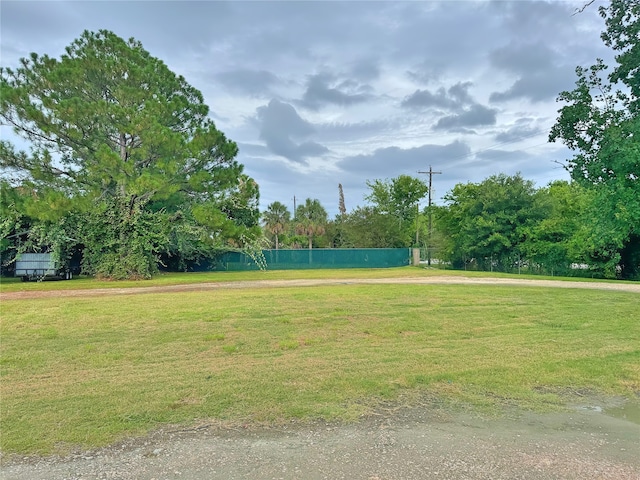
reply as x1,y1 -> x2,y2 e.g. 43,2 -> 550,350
1,30 -> 259,278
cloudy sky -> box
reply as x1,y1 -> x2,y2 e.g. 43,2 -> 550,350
1,1 -> 612,216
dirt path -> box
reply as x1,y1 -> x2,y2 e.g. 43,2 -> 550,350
2,276 -> 639,300
2,401 -> 639,480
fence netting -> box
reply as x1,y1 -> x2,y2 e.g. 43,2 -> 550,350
209,248 -> 412,271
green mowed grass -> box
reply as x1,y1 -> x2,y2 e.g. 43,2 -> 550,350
1,279 -> 639,454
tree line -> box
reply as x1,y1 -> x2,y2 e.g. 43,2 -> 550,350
1,1 -> 637,279
261,172 -> 637,279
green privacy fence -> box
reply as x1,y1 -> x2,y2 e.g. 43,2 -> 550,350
211,248 -> 412,271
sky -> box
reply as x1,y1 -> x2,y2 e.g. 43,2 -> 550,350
1,0 -> 613,216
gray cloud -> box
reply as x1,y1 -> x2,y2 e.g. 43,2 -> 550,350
489,42 -> 576,103
300,73 -> 372,110
494,123 -> 543,144
491,1 -> 577,45
401,82 -> 474,110
316,118 -> 400,143
434,105 -> 498,131
406,61 -> 444,85
256,99 -> 329,164
490,42 -> 556,74
401,82 -> 497,132
444,147 -> 562,195
215,69 -> 279,97
0,1 -> 81,63
237,142 -> 271,157
490,69 -> 576,103
475,149 -> 534,162
338,141 -> 471,176
242,154 -> 347,214
350,59 -> 380,82
402,88 -> 455,110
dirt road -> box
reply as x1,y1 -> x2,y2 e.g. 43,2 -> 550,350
2,400 -> 639,480
2,275 -> 639,300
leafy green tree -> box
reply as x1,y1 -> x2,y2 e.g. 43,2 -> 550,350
295,198 -> 328,249
0,179 -> 86,277
365,175 -> 428,247
520,181 -> 590,276
549,0 -> 639,278
339,206 -> 407,248
0,181 -> 28,275
1,30 -> 258,278
437,173 -> 542,271
262,201 -> 291,250
158,209 -> 214,271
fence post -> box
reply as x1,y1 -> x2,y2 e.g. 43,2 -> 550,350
412,248 -> 420,266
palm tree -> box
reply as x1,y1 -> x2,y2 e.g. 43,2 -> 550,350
262,201 -> 290,250
295,198 -> 328,249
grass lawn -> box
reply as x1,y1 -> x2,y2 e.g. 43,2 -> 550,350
1,271 -> 638,454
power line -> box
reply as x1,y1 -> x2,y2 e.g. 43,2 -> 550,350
449,127 -> 552,163
473,140 -> 553,162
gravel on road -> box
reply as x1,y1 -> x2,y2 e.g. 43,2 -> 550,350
2,400 -> 639,480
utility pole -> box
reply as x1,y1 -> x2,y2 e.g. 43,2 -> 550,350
415,202 -> 420,246
418,166 -> 442,266
293,195 -> 297,220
